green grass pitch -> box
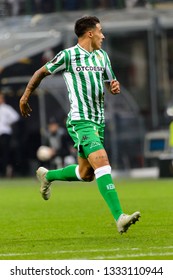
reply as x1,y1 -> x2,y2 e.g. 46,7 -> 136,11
0,177 -> 172,260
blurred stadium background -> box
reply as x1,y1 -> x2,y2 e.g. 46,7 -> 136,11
1,0 -> 173,178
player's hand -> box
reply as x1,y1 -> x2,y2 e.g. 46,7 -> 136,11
110,80 -> 120,95
19,97 -> 32,117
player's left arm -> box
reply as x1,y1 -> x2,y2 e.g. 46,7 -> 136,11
103,51 -> 120,95
105,80 -> 120,95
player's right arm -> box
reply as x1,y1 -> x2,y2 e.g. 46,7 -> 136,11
20,50 -> 67,118
19,66 -> 50,117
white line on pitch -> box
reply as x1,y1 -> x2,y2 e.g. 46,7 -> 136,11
0,246 -> 173,258
95,252 -> 173,260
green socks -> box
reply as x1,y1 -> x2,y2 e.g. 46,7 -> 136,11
95,166 -> 123,221
45,163 -> 122,221
46,164 -> 82,182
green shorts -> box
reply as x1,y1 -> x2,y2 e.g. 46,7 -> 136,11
66,120 -> 105,158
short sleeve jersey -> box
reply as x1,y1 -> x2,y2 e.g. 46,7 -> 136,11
45,44 -> 116,124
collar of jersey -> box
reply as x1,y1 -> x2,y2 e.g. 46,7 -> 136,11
77,44 -> 94,56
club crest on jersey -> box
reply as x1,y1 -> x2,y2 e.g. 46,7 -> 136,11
96,54 -> 102,60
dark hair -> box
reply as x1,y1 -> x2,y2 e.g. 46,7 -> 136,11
74,16 -> 100,38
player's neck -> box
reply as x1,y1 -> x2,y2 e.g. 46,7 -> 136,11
78,39 -> 94,53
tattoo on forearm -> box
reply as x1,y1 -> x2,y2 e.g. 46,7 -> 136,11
27,71 -> 45,93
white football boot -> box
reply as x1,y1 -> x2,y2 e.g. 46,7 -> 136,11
116,211 -> 141,234
36,167 -> 51,200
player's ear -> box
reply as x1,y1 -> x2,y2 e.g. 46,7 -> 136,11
88,30 -> 93,38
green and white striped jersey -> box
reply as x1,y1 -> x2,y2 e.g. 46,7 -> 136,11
45,44 -> 116,124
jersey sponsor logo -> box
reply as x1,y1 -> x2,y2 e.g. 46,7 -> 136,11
76,66 -> 104,72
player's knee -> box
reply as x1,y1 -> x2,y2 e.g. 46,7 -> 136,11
80,167 -> 95,182
82,173 -> 95,182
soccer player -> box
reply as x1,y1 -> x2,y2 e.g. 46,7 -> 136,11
19,16 -> 140,234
